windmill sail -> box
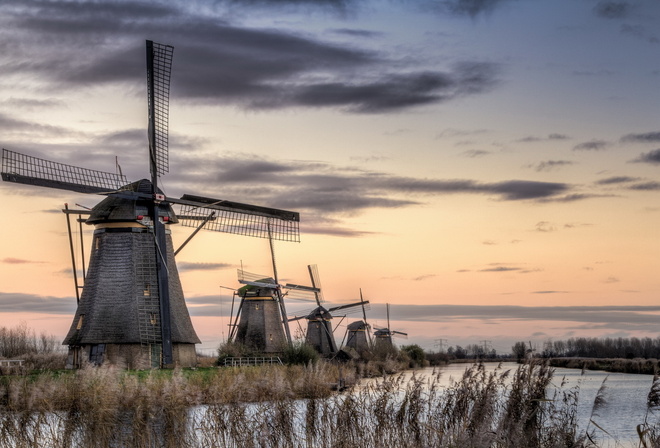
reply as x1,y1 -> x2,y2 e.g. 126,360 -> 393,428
147,40 -> 173,177
1,149 -> 127,194
177,194 -> 299,242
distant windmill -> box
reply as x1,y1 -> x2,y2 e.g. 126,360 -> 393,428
1,41 -> 300,369
287,265 -> 367,356
227,270 -> 290,353
344,289 -> 373,354
373,303 -> 408,349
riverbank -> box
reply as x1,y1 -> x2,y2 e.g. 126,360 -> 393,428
548,357 -> 659,375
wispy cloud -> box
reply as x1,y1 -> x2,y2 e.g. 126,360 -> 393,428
2,257 -> 44,264
596,176 -> 640,185
573,140 -> 609,151
593,1 -> 631,20
177,262 -> 233,272
631,149 -> 660,165
621,131 -> 660,143
531,160 -> 574,172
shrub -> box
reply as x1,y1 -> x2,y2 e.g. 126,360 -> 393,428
400,344 -> 427,368
281,342 -> 319,365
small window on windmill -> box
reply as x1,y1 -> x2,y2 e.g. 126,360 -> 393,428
150,313 -> 157,325
269,333 -> 273,342
255,303 -> 260,310
76,314 -> 84,330
144,283 -> 151,296
95,238 -> 100,251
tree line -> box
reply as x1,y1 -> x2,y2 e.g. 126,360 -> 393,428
512,336 -> 660,361
0,322 -> 59,358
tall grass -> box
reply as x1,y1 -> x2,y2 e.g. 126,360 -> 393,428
3,360 -> 657,447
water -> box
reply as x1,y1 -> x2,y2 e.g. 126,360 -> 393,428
410,362 -> 656,446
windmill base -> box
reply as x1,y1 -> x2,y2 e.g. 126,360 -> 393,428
65,343 -> 197,369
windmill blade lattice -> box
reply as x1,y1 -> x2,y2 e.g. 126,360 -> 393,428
328,301 -> 370,314
1,149 -> 127,194
147,41 -> 173,177
177,194 -> 300,242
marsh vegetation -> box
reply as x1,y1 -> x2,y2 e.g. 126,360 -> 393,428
4,361 -> 660,447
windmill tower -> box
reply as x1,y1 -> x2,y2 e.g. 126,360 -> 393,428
373,303 -> 408,350
345,289 -> 372,354
1,41 -> 300,369
228,271 -> 289,353
287,266 -> 367,357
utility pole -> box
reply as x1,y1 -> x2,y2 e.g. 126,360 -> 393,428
434,338 -> 448,353
480,340 -> 492,357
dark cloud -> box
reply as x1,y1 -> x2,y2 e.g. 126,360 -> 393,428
479,266 -> 521,272
440,0 -> 510,18
177,262 -> 233,272
0,1 -> 499,115
3,257 -> 44,264
621,131 -> 660,143
330,28 -> 383,38
413,274 -> 437,281
380,304 -> 660,331
540,193 -> 615,203
620,24 -> 659,44
593,1 -> 630,19
532,160 -> 574,172
3,97 -> 64,110
168,154 -> 575,216
629,181 -> 660,191
281,63 -> 498,113
573,140 -> 609,151
209,0 -> 357,15
596,176 -> 639,185
517,134 -> 569,142
461,149 -> 491,158
532,290 -> 568,294
631,149 -> 660,165
0,292 -> 76,314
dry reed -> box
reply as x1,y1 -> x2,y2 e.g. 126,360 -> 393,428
3,360 -> 656,447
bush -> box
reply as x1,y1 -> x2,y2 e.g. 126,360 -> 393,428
216,340 -> 259,366
281,342 -> 319,365
400,344 -> 428,368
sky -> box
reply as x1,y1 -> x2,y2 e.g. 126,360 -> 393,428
1,0 -> 660,355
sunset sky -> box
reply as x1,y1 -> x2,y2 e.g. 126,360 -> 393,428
1,0 -> 660,354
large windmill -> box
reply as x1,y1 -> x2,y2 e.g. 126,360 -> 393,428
344,289 -> 373,354
287,265 -> 367,357
1,41 -> 300,369
373,303 -> 408,350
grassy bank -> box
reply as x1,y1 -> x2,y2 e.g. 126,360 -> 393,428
548,357 -> 660,375
4,360 -> 657,447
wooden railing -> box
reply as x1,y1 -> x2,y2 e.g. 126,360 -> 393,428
223,357 -> 283,367
0,359 -> 24,367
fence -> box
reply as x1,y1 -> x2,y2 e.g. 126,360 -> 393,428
223,357 -> 283,367
0,359 -> 24,367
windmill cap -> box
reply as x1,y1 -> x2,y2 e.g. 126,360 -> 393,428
86,179 -> 179,224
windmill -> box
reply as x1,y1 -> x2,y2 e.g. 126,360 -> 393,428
344,288 -> 373,354
1,41 -> 300,369
287,265 -> 367,357
227,270 -> 290,353
373,303 -> 407,350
